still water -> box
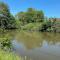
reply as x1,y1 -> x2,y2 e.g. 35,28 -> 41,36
1,31 -> 60,60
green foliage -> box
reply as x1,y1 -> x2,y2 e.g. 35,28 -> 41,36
0,50 -> 21,60
0,2 -> 16,29
21,23 -> 43,31
0,37 -> 12,50
0,2 -> 60,32
16,8 -> 44,25
16,8 -> 46,31
0,32 -> 14,50
39,20 -> 52,32
0,38 -> 11,50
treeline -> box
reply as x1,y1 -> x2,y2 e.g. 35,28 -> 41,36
0,2 -> 60,32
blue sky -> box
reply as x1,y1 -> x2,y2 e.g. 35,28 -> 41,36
0,0 -> 60,18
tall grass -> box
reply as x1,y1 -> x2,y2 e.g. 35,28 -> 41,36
0,50 -> 21,60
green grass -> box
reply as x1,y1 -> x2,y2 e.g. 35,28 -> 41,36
0,50 -> 21,60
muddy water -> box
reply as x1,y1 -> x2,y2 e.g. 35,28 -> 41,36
11,31 -> 60,60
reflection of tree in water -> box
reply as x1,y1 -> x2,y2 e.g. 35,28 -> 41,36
43,32 -> 60,45
15,31 -> 60,49
0,31 -> 60,50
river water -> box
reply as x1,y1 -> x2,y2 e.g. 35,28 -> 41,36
1,31 -> 60,60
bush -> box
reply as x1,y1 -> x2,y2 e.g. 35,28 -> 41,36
21,23 -> 43,31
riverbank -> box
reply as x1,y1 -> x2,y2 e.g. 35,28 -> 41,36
0,49 -> 20,60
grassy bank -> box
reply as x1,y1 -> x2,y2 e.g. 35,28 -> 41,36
0,50 -> 21,60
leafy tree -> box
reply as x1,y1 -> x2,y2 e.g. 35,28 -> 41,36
33,10 -> 44,22
16,12 -> 27,25
26,8 -> 35,23
16,8 -> 44,26
0,2 -> 16,29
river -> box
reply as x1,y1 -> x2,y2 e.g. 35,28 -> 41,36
1,30 -> 60,60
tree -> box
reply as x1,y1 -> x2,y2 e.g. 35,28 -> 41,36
16,8 -> 44,26
0,2 -> 10,18
36,10 -> 44,22
26,8 -> 35,23
16,12 -> 27,25
0,2 -> 16,29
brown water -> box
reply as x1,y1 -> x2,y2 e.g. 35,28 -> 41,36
1,31 -> 60,60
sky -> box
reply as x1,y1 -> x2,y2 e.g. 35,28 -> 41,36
0,0 -> 60,18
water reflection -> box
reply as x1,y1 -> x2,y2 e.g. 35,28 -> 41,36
1,31 -> 60,60
14,31 -> 60,49
12,31 -> 60,60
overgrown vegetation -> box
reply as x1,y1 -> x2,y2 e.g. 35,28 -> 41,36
0,2 -> 17,30
0,2 -> 60,32
0,49 -> 21,60
0,34 -> 20,60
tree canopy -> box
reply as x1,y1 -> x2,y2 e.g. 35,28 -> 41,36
16,8 -> 44,25
0,2 -> 16,29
